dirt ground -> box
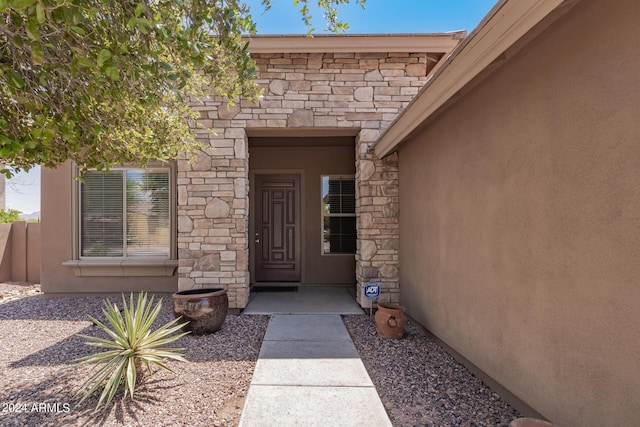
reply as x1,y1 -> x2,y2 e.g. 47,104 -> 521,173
0,282 -> 41,303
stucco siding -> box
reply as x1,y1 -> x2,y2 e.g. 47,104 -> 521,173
41,162 -> 178,294
398,0 -> 640,425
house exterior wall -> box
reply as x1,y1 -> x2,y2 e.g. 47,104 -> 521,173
180,47 -> 442,308
41,162 -> 178,294
397,0 -> 640,425
249,138 -> 356,285
38,35 -> 460,302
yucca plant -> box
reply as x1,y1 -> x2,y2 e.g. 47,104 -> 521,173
74,292 -> 190,410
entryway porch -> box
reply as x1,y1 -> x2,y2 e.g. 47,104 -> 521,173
242,285 -> 363,314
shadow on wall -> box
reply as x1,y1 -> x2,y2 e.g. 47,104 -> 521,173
0,221 -> 40,283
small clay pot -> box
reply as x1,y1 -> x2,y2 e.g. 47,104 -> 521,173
173,287 -> 228,335
375,302 -> 407,339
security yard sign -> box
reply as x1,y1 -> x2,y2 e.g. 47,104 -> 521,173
364,282 -> 381,300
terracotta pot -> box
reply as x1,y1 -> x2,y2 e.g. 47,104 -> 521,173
375,302 -> 407,339
173,287 -> 228,335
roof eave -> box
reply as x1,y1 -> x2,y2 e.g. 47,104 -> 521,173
374,0 -> 568,158
246,33 -> 465,53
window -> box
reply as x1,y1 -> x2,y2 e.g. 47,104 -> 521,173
80,168 -> 171,258
322,176 -> 356,254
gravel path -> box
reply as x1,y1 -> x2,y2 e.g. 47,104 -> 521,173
0,287 -> 268,427
343,315 -> 521,426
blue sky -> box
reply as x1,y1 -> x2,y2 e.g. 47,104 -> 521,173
5,0 -> 497,215
244,0 -> 497,34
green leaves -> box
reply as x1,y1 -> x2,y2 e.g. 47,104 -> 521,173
261,0 -> 365,34
12,35 -> 23,48
74,293 -> 190,411
10,0 -> 37,10
0,0 -> 363,175
134,3 -> 145,17
35,2 -> 44,24
0,209 -> 22,223
7,70 -> 24,88
77,57 -> 93,68
96,49 -> 111,67
70,25 -> 85,35
25,17 -> 39,40
30,42 -> 43,64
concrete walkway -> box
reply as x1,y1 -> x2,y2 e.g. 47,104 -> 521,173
239,314 -> 391,427
242,286 -> 364,315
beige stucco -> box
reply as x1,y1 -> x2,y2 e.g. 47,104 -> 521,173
0,224 -> 11,281
0,222 -> 40,283
249,137 -> 356,285
397,0 -> 640,425
41,162 -> 177,294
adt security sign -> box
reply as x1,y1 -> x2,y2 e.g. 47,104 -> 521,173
364,282 -> 381,301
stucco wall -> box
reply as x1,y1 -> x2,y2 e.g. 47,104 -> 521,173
41,162 -> 177,294
398,0 -> 640,425
0,224 -> 12,282
26,222 -> 40,283
249,138 -> 356,284
0,222 -> 40,283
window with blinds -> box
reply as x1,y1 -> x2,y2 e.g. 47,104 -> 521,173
321,176 -> 356,255
80,168 -> 170,258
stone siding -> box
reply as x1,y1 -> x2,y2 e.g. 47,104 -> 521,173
178,51 -> 439,308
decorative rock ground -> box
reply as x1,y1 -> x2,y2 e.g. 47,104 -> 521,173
344,315 -> 522,426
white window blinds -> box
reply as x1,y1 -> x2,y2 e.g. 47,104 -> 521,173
81,169 -> 170,258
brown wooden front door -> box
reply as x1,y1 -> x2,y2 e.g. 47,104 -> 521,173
254,174 -> 301,282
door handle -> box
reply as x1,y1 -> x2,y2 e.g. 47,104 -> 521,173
255,232 -> 260,243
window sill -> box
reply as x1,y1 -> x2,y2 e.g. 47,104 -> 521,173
63,259 -> 178,277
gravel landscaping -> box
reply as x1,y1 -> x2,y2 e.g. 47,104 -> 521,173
1,284 -> 520,426
0,284 -> 268,427
344,315 -> 521,426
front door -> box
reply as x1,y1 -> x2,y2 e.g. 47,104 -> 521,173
254,174 -> 301,281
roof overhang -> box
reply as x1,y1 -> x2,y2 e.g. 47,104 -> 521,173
246,33 -> 465,54
375,0 -> 579,157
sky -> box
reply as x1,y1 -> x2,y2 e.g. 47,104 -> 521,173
4,0 -> 497,215
244,0 -> 497,34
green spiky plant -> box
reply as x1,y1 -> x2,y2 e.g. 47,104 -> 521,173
74,292 -> 190,410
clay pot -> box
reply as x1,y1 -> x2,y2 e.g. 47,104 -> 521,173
375,302 -> 407,339
172,287 -> 228,335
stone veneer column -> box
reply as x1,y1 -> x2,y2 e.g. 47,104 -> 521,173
177,122 -> 250,309
355,129 -> 400,306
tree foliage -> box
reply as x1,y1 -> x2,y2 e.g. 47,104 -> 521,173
0,0 -> 364,176
263,0 -> 365,33
0,208 -> 22,223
